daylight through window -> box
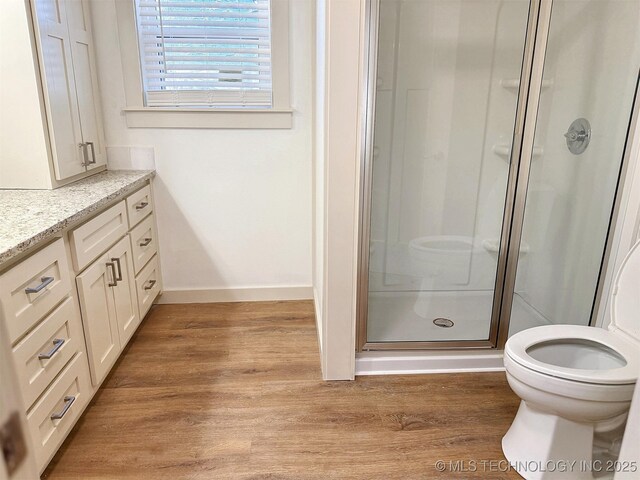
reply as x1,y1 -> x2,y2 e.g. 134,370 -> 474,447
135,0 -> 273,108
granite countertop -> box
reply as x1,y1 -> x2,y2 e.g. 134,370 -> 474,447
0,170 -> 156,267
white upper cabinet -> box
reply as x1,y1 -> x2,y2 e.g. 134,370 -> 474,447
65,0 -> 106,171
32,0 -> 86,180
0,0 -> 106,189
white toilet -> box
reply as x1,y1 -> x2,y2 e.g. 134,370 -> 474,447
408,235 -> 477,285
502,241 -> 640,480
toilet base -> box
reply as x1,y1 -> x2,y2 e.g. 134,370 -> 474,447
502,401 -> 595,480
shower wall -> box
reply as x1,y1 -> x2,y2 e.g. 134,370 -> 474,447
513,0 -> 640,329
369,0 -> 528,292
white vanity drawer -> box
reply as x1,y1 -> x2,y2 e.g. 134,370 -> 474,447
126,185 -> 152,228
130,214 -> 157,275
27,352 -> 92,471
70,201 -> 128,271
12,297 -> 84,408
135,254 -> 161,319
0,238 -> 72,344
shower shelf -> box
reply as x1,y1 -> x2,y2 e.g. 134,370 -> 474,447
500,78 -> 554,91
493,144 -> 543,160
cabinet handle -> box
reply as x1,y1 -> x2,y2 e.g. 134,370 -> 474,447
106,262 -> 118,287
144,279 -> 156,290
135,201 -> 149,211
38,338 -> 65,360
25,276 -> 54,294
50,396 -> 75,420
139,237 -> 152,247
111,257 -> 123,281
79,142 -> 88,166
86,141 -> 96,165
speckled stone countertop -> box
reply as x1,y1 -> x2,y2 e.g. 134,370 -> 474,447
0,170 -> 155,267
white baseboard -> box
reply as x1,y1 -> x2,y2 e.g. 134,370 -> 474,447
157,286 -> 313,304
355,350 -> 505,376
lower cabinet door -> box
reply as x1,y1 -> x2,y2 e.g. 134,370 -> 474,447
109,236 -> 140,347
75,252 -> 120,385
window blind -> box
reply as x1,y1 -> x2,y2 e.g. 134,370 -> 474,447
135,0 -> 272,108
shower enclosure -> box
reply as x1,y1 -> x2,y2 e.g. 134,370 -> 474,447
357,0 -> 640,350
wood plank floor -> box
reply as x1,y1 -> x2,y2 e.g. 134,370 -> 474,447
43,301 -> 521,480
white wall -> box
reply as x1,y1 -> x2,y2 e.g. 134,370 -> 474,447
90,0 -> 314,297
597,95 -> 640,329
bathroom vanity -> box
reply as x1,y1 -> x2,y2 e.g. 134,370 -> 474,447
0,170 -> 161,473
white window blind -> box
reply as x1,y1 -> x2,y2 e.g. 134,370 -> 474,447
135,0 -> 272,108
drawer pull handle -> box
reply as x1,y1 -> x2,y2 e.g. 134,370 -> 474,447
135,201 -> 149,211
111,257 -> 123,281
86,141 -> 96,165
50,396 -> 75,420
25,276 -> 54,294
106,262 -> 118,287
144,279 -> 156,290
79,142 -> 88,166
38,338 -> 65,360
139,238 -> 152,247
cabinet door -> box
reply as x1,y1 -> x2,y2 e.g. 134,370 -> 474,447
76,253 -> 120,385
32,0 -> 86,180
65,0 -> 106,171
109,236 -> 140,347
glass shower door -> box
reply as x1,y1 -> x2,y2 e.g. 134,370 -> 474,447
363,0 -> 531,345
503,0 -> 640,340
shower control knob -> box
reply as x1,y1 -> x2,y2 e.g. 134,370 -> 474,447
564,118 -> 591,155
564,131 -> 587,141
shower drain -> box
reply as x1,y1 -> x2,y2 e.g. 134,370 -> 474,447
433,318 -> 454,328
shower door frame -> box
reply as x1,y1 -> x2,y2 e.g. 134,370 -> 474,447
356,0 -> 637,352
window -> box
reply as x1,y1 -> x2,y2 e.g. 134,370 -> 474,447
118,0 -> 291,128
135,0 -> 273,108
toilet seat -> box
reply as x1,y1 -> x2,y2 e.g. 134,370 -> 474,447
504,353 -> 636,403
506,325 -> 638,385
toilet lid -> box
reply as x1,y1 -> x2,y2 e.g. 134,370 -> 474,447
611,240 -> 640,343
505,325 -> 639,385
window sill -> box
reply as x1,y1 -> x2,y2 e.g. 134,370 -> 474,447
123,107 -> 293,129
